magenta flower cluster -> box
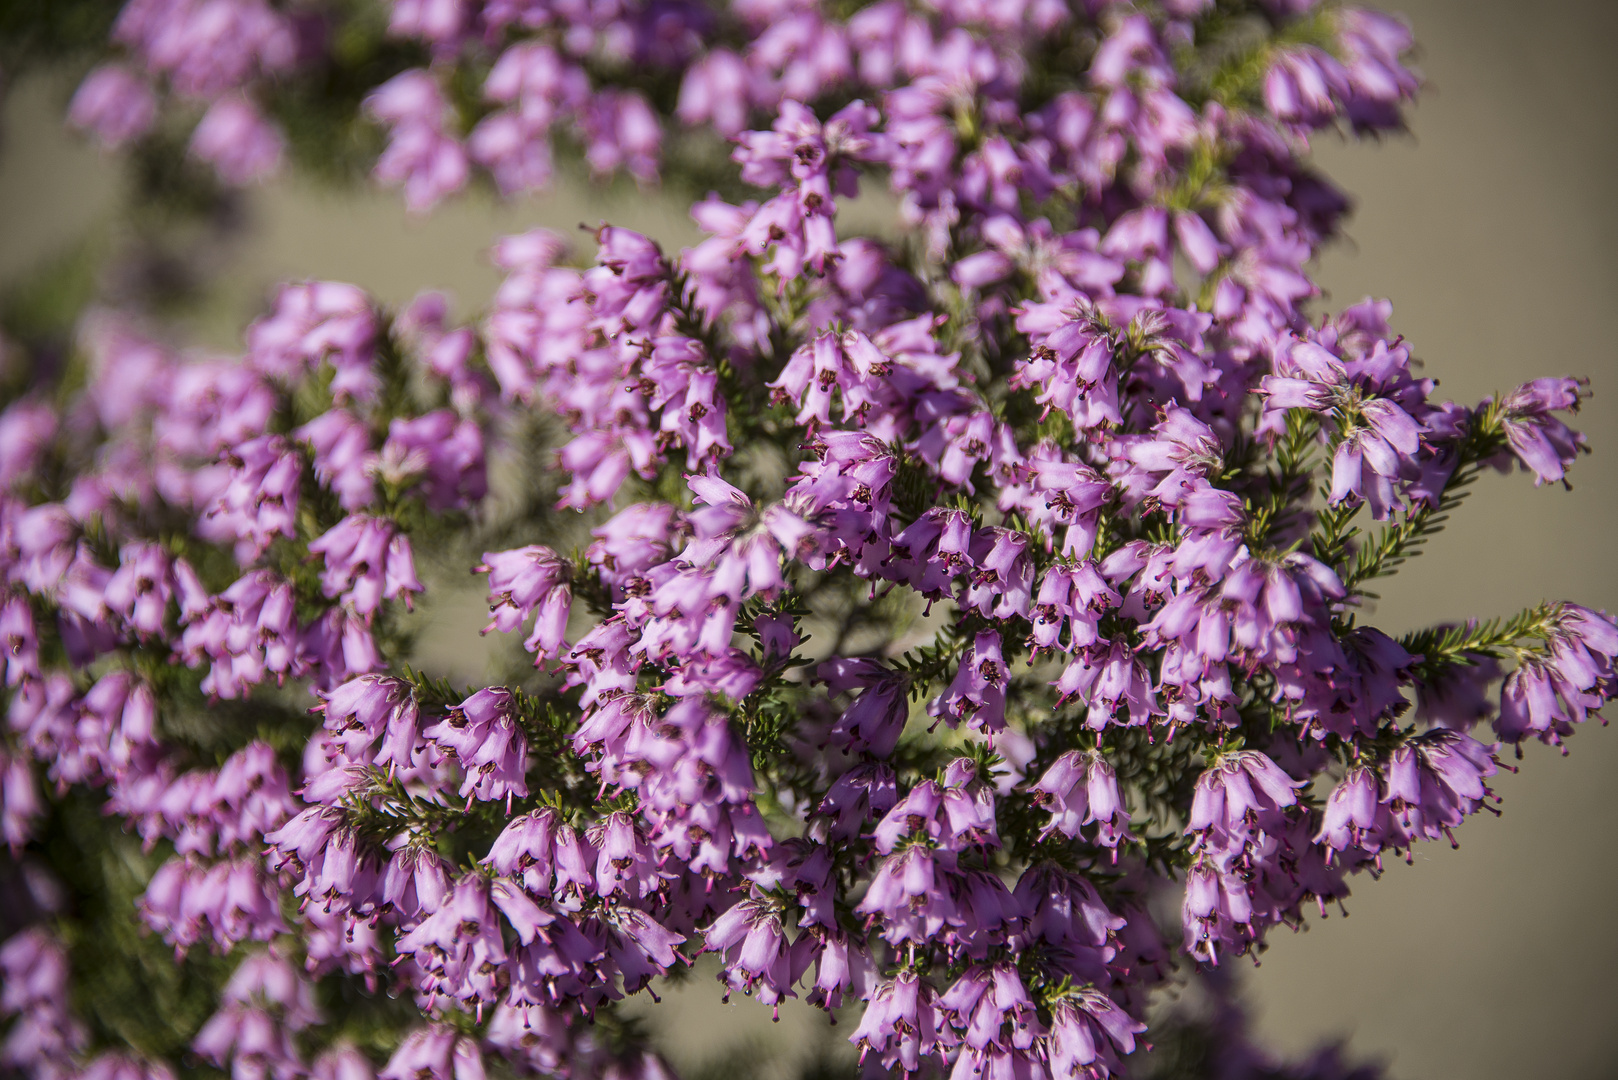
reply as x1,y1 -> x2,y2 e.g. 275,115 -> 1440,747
69,0 -> 294,183
64,0 -> 1415,209
7,3 -> 1614,1080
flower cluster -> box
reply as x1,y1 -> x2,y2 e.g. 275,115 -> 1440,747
70,0 -> 293,183
0,281 -> 497,1073
5,4 -> 1615,1080
64,0 -> 1424,214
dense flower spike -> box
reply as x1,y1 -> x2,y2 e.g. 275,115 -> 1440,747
6,5 -> 1615,1080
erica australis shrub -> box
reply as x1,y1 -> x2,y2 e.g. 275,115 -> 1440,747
0,1 -> 1610,1079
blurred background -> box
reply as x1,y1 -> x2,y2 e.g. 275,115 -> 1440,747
1,0 -> 1616,1077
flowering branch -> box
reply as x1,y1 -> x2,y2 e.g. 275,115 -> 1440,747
0,5 -> 1609,1080
1337,404 -> 1510,597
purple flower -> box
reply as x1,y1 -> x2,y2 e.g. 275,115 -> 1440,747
313,606 -> 385,685
1382,728 -> 1499,846
423,688 -> 529,807
586,503 -> 678,594
388,0 -> 469,48
202,436 -> 300,558
930,630 -> 1009,735
1030,563 -> 1118,653
587,811 -> 661,903
1015,862 -> 1122,963
394,876 -> 510,1005
177,570 -> 308,698
703,896 -> 798,1012
1174,210 -> 1225,274
1264,46 -> 1352,128
476,545 -> 573,659
141,855 -> 288,951
677,49 -> 754,136
849,972 -> 940,1072
938,963 -> 1038,1056
870,779 -> 943,853
0,594 -> 39,687
812,763 -> 897,843
264,806 -> 377,915
105,542 -> 173,638
472,112 -> 559,198
378,411 -> 487,511
481,809 -> 560,897
248,283 -> 378,398
1416,651 -> 1503,731
0,751 -> 41,854
1494,377 -> 1589,486
1311,765 -> 1380,865
301,904 -> 383,982
938,758 -> 1000,849
194,952 -> 317,1077
1053,640 -> 1160,730
308,516 -> 423,617
1181,859 -> 1255,963
1117,404 -> 1225,510
951,249 -> 1014,290
365,71 -> 470,212
636,473 -> 817,658
296,410 -> 374,512
727,100 -> 887,278
1187,750 -> 1304,859
800,928 -> 872,1011
380,1028 -> 484,1080
0,399 -> 58,491
113,0 -> 295,99
79,671 -> 158,776
312,1045 -> 375,1080
1045,990 -> 1146,1077
317,675 -> 420,774
0,927 -> 72,1017
821,658 -> 910,757
580,90 -> 662,184
959,527 -> 1034,620
189,96 -> 284,184
1032,749 -> 1131,850
68,65 -> 157,149
382,846 -> 451,922
1335,9 -> 1421,125
10,4 -> 1610,1074
1261,332 -> 1432,518
855,845 -> 964,947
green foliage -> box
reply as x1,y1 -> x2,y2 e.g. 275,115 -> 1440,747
263,2 -> 427,187
1336,404 -> 1508,600
1176,2 -> 1339,113
0,233 -> 108,363
1243,409 -> 1319,549
1400,602 -> 1560,686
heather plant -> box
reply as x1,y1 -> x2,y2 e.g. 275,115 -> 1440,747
0,2 -> 1610,1080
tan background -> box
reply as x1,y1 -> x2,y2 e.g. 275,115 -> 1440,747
2,0 -> 1616,1075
